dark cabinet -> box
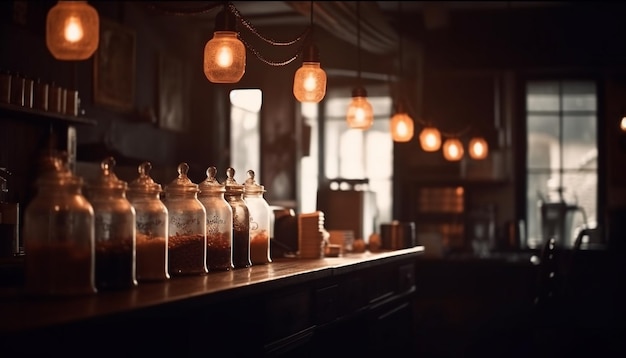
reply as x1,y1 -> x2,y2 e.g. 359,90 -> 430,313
0,248 -> 422,357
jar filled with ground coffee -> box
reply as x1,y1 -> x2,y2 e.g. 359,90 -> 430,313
198,166 -> 233,272
127,162 -> 169,282
164,162 -> 207,276
243,169 -> 271,265
88,157 -> 137,290
23,152 -> 96,296
223,167 -> 251,269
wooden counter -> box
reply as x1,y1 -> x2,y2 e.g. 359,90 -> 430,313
0,247 -> 423,357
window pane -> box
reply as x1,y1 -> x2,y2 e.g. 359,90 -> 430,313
562,114 -> 597,169
562,81 -> 597,111
230,89 -> 261,178
527,82 -> 559,111
527,115 -> 560,169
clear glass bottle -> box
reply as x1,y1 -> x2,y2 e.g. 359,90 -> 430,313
127,162 -> 170,282
23,153 -> 96,296
164,162 -> 207,276
88,157 -> 137,290
223,167 -> 251,269
244,169 -> 272,265
198,166 -> 233,272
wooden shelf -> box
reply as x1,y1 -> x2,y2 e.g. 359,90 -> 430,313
0,101 -> 97,126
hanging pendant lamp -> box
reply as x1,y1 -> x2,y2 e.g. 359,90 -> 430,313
293,2 -> 327,103
346,2 -> 373,130
391,102 -> 414,142
204,5 -> 246,84
390,8 -> 414,143
443,137 -> 464,161
469,136 -> 488,160
46,1 -> 99,60
419,126 -> 442,151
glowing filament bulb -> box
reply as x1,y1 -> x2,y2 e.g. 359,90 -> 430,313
216,46 -> 233,68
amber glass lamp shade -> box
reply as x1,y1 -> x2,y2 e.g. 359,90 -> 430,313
346,86 -> 373,130
390,112 -> 414,142
443,138 -> 464,161
419,126 -> 442,152
293,44 -> 327,103
46,1 -> 99,61
204,31 -> 246,83
469,136 -> 489,160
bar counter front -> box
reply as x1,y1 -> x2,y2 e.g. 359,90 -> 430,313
0,247 -> 423,357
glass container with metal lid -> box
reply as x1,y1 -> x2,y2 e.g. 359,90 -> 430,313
243,169 -> 271,265
198,166 -> 233,271
87,157 -> 137,290
127,161 -> 170,282
223,167 -> 251,269
164,162 -> 207,276
23,152 -> 96,296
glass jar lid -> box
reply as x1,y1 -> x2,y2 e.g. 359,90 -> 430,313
128,161 -> 162,194
89,156 -> 127,191
223,167 -> 243,194
165,162 -> 199,194
199,166 -> 225,195
36,151 -> 82,187
243,169 -> 265,194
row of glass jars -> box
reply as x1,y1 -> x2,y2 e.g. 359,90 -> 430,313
22,154 -> 271,297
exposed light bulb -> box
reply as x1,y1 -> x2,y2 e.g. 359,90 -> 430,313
293,43 -> 327,103
443,138 -> 464,161
64,16 -> 83,43
346,86 -> 373,129
469,137 -> 488,160
419,127 -> 442,152
390,112 -> 414,142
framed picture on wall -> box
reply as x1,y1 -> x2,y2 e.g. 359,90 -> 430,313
93,18 -> 135,112
157,52 -> 186,132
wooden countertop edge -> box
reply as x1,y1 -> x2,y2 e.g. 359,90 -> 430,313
0,246 -> 424,333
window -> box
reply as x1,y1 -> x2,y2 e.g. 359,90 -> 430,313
299,92 -> 394,230
230,89 -> 262,179
525,80 -> 597,248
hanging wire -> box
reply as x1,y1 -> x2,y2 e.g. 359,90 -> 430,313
357,1 -> 362,84
148,1 -> 311,67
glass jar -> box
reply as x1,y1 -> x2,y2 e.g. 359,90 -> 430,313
164,162 -> 207,276
243,170 -> 271,265
127,162 -> 169,282
223,167 -> 251,269
198,166 -> 233,272
23,153 -> 96,296
87,157 -> 137,290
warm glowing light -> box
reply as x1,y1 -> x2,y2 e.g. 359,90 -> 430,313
443,138 -> 464,161
216,46 -> 234,68
621,116 -> 626,132
46,1 -> 99,60
64,16 -> 83,43
390,112 -> 414,142
419,127 -> 441,152
469,137 -> 488,160
293,62 -> 327,103
204,31 -> 245,83
346,95 -> 374,129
